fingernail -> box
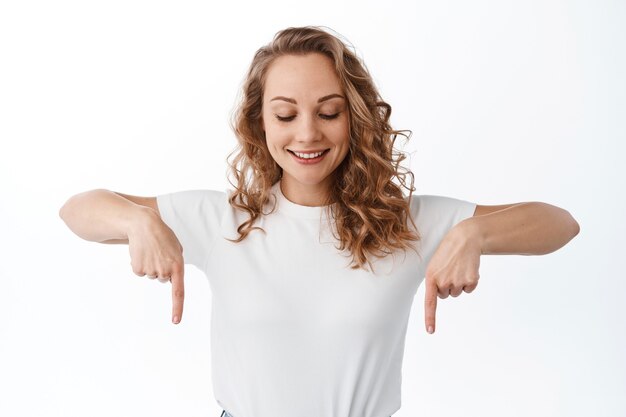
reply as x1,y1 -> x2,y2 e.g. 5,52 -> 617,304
427,326 -> 434,334
173,316 -> 179,324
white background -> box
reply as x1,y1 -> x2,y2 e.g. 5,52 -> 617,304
1,0 -> 624,416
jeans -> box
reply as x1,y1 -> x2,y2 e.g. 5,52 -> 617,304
220,410 -> 392,417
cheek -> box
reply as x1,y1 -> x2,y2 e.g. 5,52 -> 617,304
330,120 -> 350,144
265,142 -> 282,165
264,132 -> 287,159
265,129 -> 286,147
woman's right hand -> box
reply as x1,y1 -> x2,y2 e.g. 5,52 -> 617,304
127,210 -> 185,324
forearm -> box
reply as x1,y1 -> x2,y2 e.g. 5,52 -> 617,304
59,189 -> 156,243
460,202 -> 580,255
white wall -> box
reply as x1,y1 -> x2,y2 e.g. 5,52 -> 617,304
1,0 -> 623,416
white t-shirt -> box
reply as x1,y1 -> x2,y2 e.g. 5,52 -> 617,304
156,181 -> 476,417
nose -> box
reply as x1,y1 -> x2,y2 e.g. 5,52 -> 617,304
294,114 -> 322,144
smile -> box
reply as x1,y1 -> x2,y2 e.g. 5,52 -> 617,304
288,149 -> 330,164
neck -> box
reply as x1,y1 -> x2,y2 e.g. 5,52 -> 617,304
279,176 -> 333,207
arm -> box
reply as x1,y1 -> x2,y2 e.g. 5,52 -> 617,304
59,189 -> 186,324
461,202 -> 580,255
59,189 -> 159,244
423,201 -> 579,334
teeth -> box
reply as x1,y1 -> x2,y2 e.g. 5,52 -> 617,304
293,150 -> 324,159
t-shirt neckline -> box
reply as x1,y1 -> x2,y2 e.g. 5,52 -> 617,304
271,181 -> 332,220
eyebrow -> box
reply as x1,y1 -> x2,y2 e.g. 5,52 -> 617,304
270,93 -> 345,104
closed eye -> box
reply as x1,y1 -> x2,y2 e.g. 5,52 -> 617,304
275,115 -> 295,122
275,113 -> 341,122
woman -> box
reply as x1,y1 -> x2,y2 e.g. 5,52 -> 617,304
59,26 -> 579,417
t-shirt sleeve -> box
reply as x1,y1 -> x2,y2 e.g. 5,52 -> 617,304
409,194 -> 477,267
155,190 -> 227,270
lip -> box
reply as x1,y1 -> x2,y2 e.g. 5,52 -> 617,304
287,148 -> 330,153
288,148 -> 330,164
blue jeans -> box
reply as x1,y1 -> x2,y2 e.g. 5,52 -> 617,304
221,410 -> 391,417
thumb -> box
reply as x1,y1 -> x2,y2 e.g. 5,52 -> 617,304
171,262 -> 185,324
424,276 -> 437,334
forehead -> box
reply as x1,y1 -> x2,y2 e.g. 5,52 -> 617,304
263,53 -> 342,101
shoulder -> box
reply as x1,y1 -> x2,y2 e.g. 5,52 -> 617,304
157,189 -> 228,204
157,189 -> 227,199
406,193 -> 474,213
156,189 -> 230,219
406,193 -> 476,227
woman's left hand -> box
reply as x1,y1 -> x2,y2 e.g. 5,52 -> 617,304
424,220 -> 482,334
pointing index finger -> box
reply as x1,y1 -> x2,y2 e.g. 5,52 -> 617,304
171,263 -> 185,324
424,277 -> 437,334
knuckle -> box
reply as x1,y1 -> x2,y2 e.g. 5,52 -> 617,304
165,256 -> 184,270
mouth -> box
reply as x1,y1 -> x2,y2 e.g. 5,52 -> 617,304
287,148 -> 330,164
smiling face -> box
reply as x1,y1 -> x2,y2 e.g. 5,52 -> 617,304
261,53 -> 350,206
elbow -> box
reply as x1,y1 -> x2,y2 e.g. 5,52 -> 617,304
571,217 -> 580,238
59,201 -> 69,222
59,193 -> 81,223
58,190 -> 91,222
564,210 -> 580,241
545,209 -> 580,254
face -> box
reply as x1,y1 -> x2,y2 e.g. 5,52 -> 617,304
261,53 -> 350,203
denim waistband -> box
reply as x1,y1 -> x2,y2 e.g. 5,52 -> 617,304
220,410 -> 391,417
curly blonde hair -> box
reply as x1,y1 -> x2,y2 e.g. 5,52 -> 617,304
226,25 -> 420,272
